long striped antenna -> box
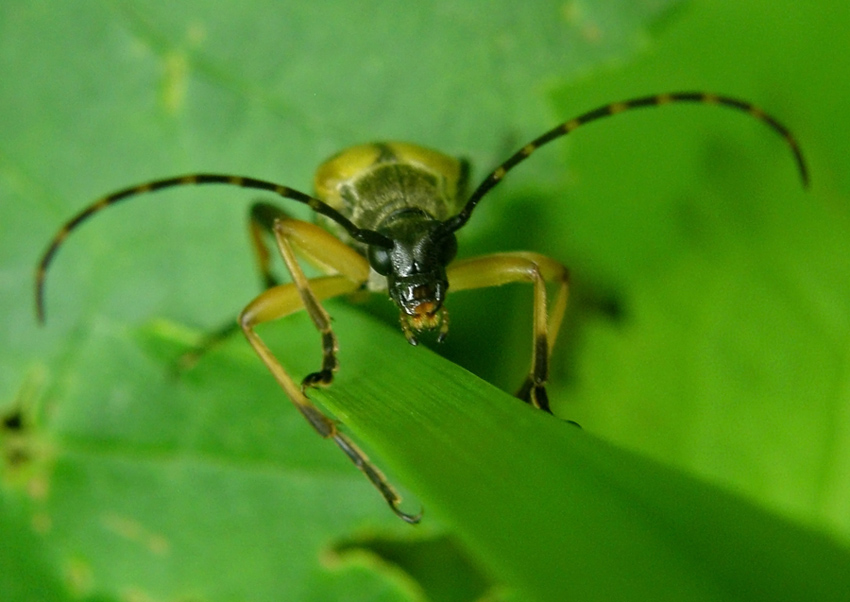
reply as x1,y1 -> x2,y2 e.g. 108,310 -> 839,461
441,92 -> 809,235
34,174 -> 394,323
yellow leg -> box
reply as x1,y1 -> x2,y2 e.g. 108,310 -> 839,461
271,219 -> 370,390
447,252 -> 569,413
239,218 -> 421,523
179,202 -> 299,369
248,202 -> 290,289
240,275 -> 363,423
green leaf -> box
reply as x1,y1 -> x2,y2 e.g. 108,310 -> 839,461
310,304 -> 850,602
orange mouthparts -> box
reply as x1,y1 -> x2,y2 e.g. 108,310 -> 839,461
400,304 -> 449,345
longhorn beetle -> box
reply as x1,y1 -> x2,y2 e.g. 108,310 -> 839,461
35,92 -> 808,523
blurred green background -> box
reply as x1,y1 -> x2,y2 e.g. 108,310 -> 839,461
2,0 -> 849,601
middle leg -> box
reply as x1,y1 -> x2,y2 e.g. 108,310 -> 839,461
178,201 -> 306,370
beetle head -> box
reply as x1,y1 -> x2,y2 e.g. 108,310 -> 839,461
367,209 -> 457,344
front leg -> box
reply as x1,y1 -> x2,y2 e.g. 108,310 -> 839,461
269,218 -> 372,391
239,219 -> 421,523
447,252 -> 569,413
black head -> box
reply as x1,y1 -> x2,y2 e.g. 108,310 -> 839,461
367,209 -> 458,344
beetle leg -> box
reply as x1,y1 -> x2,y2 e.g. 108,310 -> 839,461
237,219 -> 368,401
179,204 -> 358,370
178,202 -> 299,370
270,218 -> 372,391
447,252 -> 569,414
247,201 -> 293,288
239,275 -> 419,523
239,226 -> 420,522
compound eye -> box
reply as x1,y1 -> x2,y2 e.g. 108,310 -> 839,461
368,245 -> 392,275
439,233 -> 458,266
